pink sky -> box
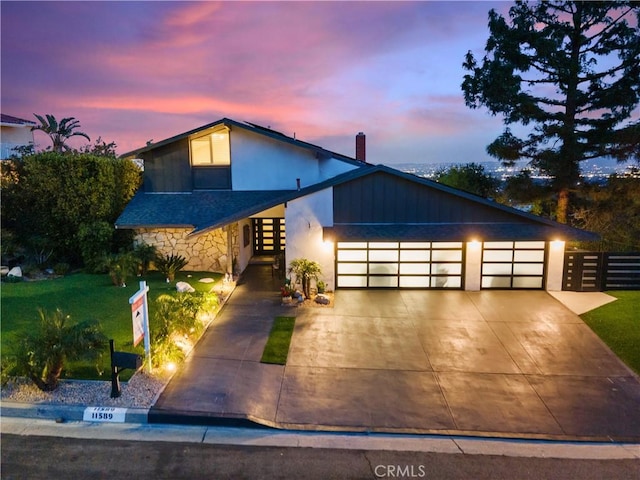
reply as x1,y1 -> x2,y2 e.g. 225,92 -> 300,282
3,1 -> 515,163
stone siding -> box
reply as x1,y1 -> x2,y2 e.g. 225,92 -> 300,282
135,225 -> 239,273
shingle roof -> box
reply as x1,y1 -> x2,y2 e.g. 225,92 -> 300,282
115,190 -> 294,234
1,114 -> 36,126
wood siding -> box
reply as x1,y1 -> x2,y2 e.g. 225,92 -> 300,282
333,171 -> 526,224
193,166 -> 231,189
143,139 -> 192,192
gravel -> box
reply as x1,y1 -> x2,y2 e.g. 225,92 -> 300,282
1,371 -> 167,408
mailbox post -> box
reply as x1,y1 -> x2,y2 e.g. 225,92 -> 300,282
109,339 -> 143,398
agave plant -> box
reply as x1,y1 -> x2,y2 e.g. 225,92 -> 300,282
154,253 -> 188,282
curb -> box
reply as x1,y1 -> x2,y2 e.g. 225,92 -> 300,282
1,402 -> 150,424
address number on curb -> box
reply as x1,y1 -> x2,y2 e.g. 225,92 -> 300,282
83,406 -> 127,423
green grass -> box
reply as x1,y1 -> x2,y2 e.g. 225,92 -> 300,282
261,316 -> 296,365
581,291 -> 640,375
1,271 -> 222,380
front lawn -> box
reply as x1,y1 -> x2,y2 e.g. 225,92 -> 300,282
1,271 -> 222,380
581,291 -> 640,375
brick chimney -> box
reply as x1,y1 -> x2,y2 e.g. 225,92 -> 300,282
355,132 -> 366,162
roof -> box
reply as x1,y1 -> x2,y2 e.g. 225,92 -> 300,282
1,114 -> 36,127
116,163 -> 598,242
120,117 -> 365,167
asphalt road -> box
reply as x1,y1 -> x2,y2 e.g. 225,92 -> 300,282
2,434 -> 639,480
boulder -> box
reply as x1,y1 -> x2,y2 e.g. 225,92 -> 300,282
176,281 -> 195,293
199,277 -> 215,283
315,294 -> 330,305
7,266 -> 22,278
0,266 -> 9,276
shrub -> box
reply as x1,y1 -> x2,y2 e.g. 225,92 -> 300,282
53,262 -> 70,276
102,252 -> 136,287
154,253 -> 188,282
7,308 -> 107,391
133,243 -> 158,276
78,221 -> 115,272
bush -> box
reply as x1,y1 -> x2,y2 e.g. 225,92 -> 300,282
154,253 -> 188,282
287,258 -> 322,298
7,308 -> 107,391
150,291 -> 218,369
53,262 -> 70,276
133,243 -> 158,276
102,252 -> 136,287
78,221 -> 115,272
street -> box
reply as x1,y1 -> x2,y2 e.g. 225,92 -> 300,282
2,434 -> 638,480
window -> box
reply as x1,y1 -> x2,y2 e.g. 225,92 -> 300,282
190,128 -> 230,166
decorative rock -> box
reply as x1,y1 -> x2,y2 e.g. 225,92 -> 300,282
0,266 -> 9,276
199,278 -> 215,284
315,294 -> 330,305
7,266 -> 22,278
176,281 -> 195,293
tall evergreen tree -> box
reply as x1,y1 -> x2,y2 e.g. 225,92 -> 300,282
462,1 -> 640,223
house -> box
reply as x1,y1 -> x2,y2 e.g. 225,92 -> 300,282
0,114 -> 35,159
116,118 -> 597,291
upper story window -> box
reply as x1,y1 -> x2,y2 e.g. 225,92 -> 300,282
190,127 -> 230,166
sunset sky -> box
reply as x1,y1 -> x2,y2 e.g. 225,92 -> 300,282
3,1 -> 516,163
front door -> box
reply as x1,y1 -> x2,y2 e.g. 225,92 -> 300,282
253,218 -> 285,255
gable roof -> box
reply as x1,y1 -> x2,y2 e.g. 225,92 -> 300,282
116,163 -> 598,242
120,117 -> 365,167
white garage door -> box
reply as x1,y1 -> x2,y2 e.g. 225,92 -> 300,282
336,242 -> 463,288
481,241 -> 546,289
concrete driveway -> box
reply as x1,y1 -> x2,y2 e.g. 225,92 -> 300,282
150,266 -> 640,441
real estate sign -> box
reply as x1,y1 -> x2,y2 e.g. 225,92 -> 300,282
129,281 -> 151,370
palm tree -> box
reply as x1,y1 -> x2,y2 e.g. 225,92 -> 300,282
12,309 -> 106,391
32,114 -> 90,152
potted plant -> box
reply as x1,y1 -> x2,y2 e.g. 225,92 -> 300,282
287,258 -> 321,299
280,284 -> 294,304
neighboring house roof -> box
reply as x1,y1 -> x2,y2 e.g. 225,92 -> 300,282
120,117 -> 365,167
116,163 -> 598,241
0,114 -> 36,127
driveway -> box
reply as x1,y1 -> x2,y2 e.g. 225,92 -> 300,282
150,266 -> 640,441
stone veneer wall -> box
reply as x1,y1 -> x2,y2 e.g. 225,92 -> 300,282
135,225 -> 239,273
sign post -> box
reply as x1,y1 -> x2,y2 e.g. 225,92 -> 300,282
129,280 -> 151,371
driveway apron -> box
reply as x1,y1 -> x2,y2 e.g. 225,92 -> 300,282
150,266 -> 640,441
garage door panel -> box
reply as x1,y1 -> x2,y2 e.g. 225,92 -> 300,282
432,250 -> 462,262
369,263 -> 399,274
483,263 -> 513,275
513,263 -> 544,275
399,263 -> 430,275
369,250 -> 399,262
432,276 -> 461,288
370,276 -> 399,287
399,276 -> 430,288
337,276 -> 367,287
337,250 -> 367,261
400,250 -> 430,261
513,276 -> 544,288
514,250 -> 545,262
337,263 -> 368,274
432,263 -> 462,275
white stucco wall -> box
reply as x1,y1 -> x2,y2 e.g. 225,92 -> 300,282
464,241 -> 482,291
546,240 -> 565,291
236,218 -> 253,274
1,125 -> 34,159
230,128 -> 358,190
285,188 -> 335,291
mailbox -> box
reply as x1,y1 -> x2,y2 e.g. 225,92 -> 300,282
109,339 -> 143,398
112,351 -> 142,371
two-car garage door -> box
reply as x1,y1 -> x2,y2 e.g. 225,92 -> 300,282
336,240 -> 546,289
336,242 -> 464,288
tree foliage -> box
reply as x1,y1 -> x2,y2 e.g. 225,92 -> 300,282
573,171 -> 640,251
462,1 -> 640,223
1,152 -> 141,265
32,114 -> 90,153
434,162 -> 500,198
